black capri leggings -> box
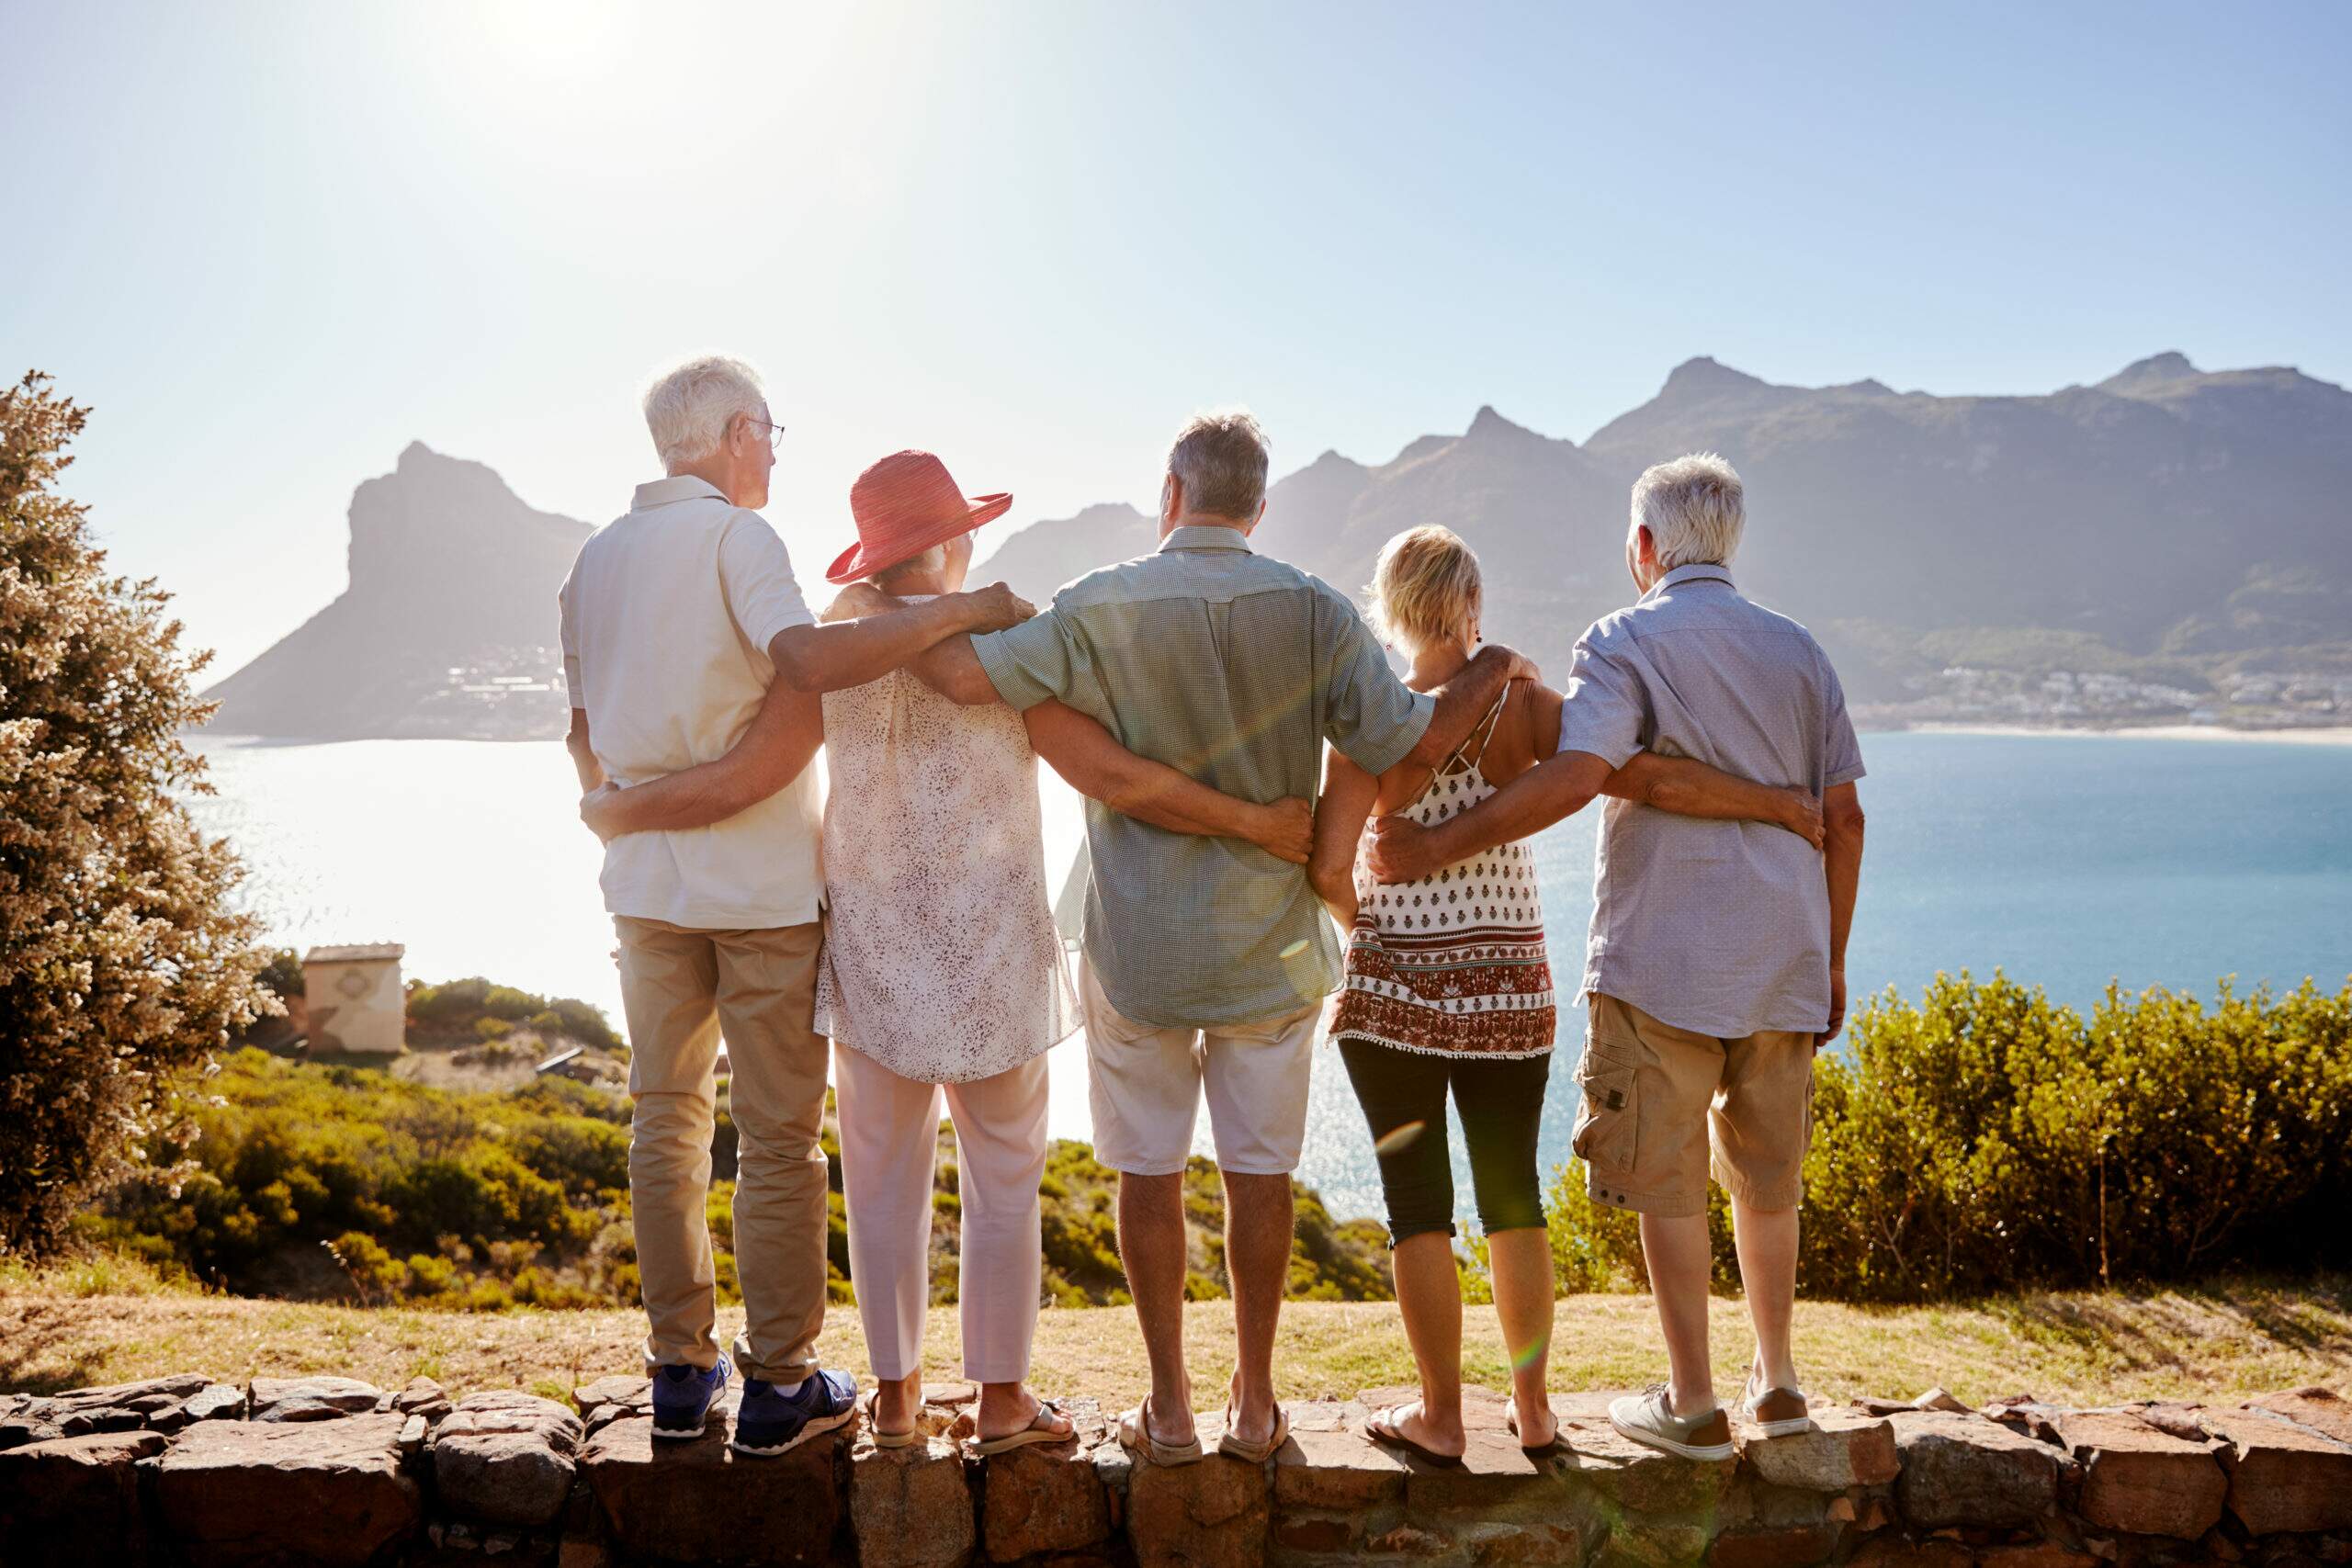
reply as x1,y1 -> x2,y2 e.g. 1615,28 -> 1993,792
1338,1036 -> 1551,1245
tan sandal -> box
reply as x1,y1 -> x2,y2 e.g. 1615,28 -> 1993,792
1216,1401 -> 1290,1463
1117,1395 -> 1204,1467
860,1389 -> 920,1450
972,1398 -> 1075,1456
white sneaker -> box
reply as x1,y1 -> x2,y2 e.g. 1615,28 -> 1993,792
1739,1367 -> 1814,1438
1608,1383 -> 1735,1461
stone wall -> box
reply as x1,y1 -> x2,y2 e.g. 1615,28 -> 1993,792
3,1373 -> 2347,1568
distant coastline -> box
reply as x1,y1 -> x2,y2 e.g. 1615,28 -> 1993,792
1889,721 -> 2352,746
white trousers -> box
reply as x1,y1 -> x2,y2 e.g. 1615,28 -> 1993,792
831,1042 -> 1051,1382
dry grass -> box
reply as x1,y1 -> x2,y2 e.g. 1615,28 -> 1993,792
5,1267 -> 2346,1408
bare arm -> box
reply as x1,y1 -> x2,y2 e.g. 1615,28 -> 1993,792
578,682 -> 824,840
766,581 -> 1031,694
1023,702 -> 1311,863
1818,782 -> 1865,1046
1400,644 -> 1537,769
827,581 -> 1003,705
566,708 -> 604,793
1605,754 -> 1823,847
1307,746 -> 1382,924
1368,748 -> 1614,883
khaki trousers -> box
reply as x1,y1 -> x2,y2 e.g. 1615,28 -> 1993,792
831,1043 -> 1051,1383
616,916 -> 830,1382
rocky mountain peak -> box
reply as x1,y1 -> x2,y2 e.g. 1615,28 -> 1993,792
2102,351 -> 2200,389
1658,356 -> 1769,400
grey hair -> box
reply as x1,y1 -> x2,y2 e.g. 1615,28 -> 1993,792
871,542 -> 949,588
1167,409 -> 1271,522
642,355 -> 766,470
1631,452 -> 1745,570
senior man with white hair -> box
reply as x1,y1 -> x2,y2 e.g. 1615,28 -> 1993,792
559,355 -> 1030,1457
1370,452 -> 1868,1461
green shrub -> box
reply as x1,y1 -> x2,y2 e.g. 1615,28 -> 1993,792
474,1017 -> 514,1042
255,948 -> 305,1001
406,976 -> 621,1051
1544,974 -> 2352,1302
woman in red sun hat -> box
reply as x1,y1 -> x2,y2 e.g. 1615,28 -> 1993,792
583,450 -> 1313,1452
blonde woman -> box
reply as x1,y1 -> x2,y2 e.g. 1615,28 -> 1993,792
1308,525 -> 1820,1467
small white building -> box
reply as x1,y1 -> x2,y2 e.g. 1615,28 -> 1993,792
302,943 -> 407,1055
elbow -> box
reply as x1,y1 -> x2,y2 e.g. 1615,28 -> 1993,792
1825,805 -> 1866,849
1640,775 -> 1690,813
1308,864 -> 1352,910
776,658 -> 825,694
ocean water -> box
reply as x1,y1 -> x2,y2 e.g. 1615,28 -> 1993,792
187,731 -> 2352,1225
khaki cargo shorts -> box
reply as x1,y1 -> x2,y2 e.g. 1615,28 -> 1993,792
1573,993 -> 1814,1218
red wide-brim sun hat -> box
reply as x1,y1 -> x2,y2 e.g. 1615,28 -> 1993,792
825,448 -> 1014,585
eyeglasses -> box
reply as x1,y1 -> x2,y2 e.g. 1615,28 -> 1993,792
748,417 -> 786,452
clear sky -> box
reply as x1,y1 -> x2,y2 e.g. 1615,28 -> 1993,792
7,1 -> 2347,676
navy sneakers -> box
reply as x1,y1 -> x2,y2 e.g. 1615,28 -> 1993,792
730,1367 -> 858,1458
650,1353 -> 730,1439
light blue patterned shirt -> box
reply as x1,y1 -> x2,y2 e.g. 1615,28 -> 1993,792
973,525 -> 1435,1028
1556,563 -> 1866,1038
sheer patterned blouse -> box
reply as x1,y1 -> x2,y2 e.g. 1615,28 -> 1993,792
813,600 -> 1078,1083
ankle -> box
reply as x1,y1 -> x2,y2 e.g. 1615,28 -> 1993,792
1667,1382 -> 1716,1418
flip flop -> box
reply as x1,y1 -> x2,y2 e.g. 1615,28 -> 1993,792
1364,1404 -> 1464,1470
1506,1399 -> 1567,1456
859,1389 -> 920,1450
972,1398 -> 1075,1456
1216,1401 -> 1290,1463
1118,1395 -> 1204,1467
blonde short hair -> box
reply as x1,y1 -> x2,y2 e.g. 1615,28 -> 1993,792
1631,451 -> 1745,570
1366,526 -> 1482,653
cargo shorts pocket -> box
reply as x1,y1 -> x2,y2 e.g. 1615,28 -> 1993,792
1571,1039 -> 1641,1175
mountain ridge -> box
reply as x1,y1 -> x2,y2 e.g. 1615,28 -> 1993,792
206,353 -> 2352,739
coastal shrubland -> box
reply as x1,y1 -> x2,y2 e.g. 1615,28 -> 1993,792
87,1050 -> 1395,1311
50,973 -> 2352,1315
1545,974 -> 2352,1301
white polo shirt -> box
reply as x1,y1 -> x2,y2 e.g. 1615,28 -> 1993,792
559,475 -> 823,930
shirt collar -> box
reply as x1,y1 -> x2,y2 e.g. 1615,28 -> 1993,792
1643,561 -> 1736,601
1159,524 -> 1255,554
633,474 -> 728,510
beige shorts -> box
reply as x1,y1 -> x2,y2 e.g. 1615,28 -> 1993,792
1575,993 -> 1815,1218
1079,962 -> 1321,1178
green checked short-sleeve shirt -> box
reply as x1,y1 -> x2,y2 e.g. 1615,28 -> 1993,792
973,525 -> 1434,1028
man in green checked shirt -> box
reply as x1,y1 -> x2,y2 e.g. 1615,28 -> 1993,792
895,410 -> 1532,1466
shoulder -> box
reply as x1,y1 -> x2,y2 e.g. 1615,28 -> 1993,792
1485,679 -> 1563,780
1577,601 -> 1645,651
717,506 -> 791,554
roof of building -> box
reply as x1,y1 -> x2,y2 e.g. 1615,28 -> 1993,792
303,943 -> 406,964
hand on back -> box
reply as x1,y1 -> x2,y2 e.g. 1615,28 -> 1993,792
579,784 -> 625,843
1252,797 -> 1315,865
1364,813 -> 1438,884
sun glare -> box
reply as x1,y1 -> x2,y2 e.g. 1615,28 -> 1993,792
471,0 -> 631,83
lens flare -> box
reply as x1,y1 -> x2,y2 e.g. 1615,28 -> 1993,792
1279,939 -> 1310,959
1373,1120 -> 1426,1156
1509,1336 -> 1549,1371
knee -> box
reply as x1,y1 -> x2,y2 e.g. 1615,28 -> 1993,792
1476,1188 -> 1547,1237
